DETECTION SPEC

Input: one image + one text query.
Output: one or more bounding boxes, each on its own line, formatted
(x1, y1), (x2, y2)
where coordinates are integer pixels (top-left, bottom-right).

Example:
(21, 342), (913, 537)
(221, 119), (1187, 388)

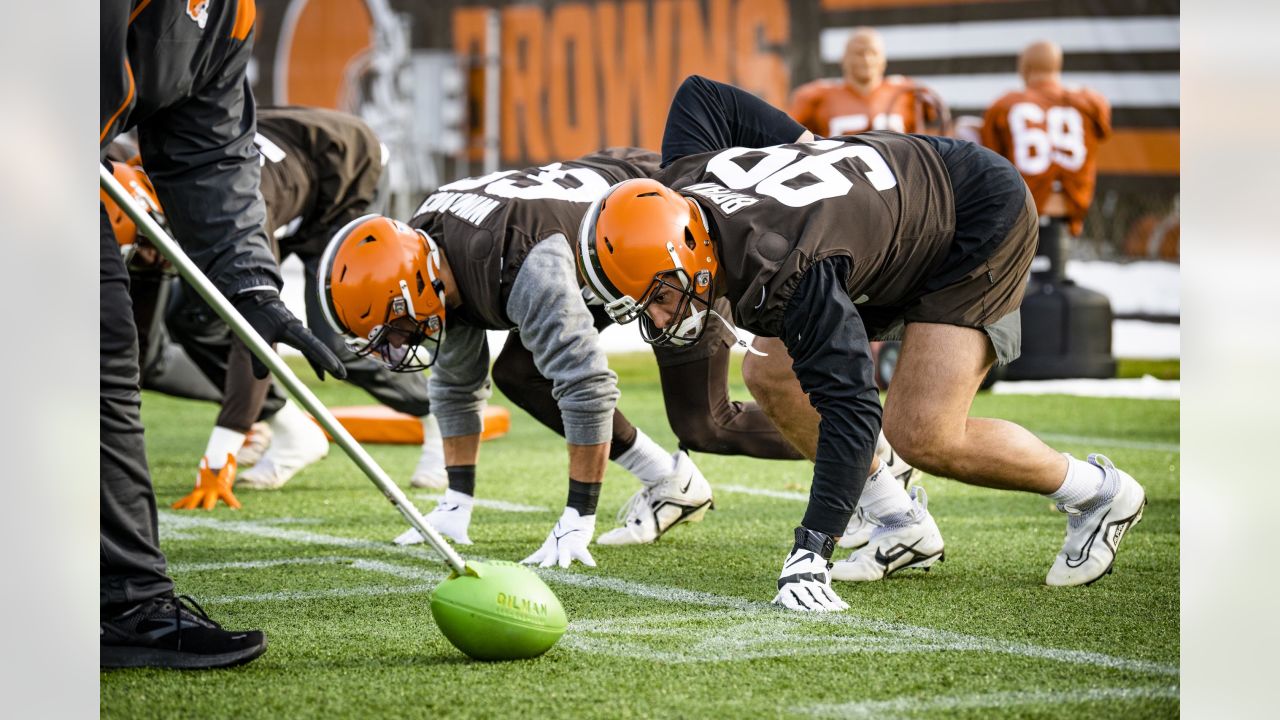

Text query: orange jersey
(788, 77), (927, 137)
(982, 82), (1112, 235)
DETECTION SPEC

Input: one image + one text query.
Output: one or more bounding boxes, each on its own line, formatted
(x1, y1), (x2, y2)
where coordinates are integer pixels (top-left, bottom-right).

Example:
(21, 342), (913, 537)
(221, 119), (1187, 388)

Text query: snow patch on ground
(992, 375), (1179, 400)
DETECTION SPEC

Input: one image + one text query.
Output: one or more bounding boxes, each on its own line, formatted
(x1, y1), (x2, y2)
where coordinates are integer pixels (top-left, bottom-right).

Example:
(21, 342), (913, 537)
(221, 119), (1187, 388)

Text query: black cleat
(101, 595), (267, 669)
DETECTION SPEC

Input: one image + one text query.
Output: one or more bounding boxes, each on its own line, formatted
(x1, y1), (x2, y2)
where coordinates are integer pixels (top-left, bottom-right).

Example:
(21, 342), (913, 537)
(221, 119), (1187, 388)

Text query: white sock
(859, 462), (915, 525)
(443, 488), (474, 508)
(1047, 454), (1107, 508)
(614, 429), (675, 486)
(204, 426), (246, 469)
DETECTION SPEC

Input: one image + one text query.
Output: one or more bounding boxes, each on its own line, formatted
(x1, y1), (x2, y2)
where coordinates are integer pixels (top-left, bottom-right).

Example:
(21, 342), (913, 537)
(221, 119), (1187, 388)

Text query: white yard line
(717, 485), (809, 502)
(158, 511), (1178, 676)
(805, 685), (1179, 719)
(413, 494), (549, 513)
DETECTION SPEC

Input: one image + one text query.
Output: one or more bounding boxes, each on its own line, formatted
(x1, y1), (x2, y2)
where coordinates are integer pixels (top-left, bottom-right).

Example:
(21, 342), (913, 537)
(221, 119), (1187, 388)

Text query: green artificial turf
(102, 353), (1179, 719)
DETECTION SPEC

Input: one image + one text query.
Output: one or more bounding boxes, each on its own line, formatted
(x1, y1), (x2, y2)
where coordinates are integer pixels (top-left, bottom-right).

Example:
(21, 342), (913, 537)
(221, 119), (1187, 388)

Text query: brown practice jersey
(409, 148), (660, 330)
(254, 106), (383, 257)
(654, 132), (955, 338)
(981, 83), (1112, 235)
(789, 77), (929, 137)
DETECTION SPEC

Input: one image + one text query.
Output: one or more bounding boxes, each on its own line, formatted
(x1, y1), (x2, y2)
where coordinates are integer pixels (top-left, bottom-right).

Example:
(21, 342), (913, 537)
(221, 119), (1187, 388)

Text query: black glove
(233, 290), (347, 381)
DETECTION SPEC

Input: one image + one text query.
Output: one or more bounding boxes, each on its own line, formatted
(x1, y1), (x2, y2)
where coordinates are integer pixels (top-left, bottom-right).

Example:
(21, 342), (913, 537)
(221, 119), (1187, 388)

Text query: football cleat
(876, 431), (916, 489)
(596, 452), (713, 545)
(1046, 454), (1146, 587)
(236, 421), (272, 467)
(394, 491), (474, 546)
(772, 527), (848, 612)
(409, 415), (447, 489)
(237, 402), (329, 490)
(838, 505), (881, 551)
(831, 487), (944, 581)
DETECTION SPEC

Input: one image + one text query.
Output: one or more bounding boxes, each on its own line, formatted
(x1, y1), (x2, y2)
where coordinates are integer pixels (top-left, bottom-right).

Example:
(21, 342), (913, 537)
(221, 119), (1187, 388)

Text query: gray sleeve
(426, 324), (492, 438)
(137, 43), (281, 298)
(506, 239), (619, 446)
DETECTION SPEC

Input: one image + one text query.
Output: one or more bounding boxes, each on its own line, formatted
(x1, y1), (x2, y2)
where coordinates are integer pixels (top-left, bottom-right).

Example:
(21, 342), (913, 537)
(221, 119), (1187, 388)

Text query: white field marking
(718, 485), (809, 502)
(169, 556), (350, 573)
(413, 494), (549, 513)
(805, 685), (1179, 719)
(157, 512), (1178, 676)
(1035, 433), (1180, 454)
(203, 583), (438, 605)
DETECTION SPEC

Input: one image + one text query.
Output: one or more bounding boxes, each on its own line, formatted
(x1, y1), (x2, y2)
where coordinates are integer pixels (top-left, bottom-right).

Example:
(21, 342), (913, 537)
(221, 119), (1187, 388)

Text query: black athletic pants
(101, 207), (174, 609)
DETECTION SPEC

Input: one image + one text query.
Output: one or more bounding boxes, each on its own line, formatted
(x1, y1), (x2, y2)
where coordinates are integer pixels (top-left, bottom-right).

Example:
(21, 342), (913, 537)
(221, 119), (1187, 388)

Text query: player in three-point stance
(576, 76), (1146, 611)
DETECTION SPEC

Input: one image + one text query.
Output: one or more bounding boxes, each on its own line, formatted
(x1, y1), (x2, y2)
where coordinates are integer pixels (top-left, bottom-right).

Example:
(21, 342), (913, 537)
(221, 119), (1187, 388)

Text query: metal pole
(101, 164), (467, 575)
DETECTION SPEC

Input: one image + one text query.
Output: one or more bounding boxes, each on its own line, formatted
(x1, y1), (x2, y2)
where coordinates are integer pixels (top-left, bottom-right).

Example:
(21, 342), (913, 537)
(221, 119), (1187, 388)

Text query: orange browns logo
(187, 0), (209, 29)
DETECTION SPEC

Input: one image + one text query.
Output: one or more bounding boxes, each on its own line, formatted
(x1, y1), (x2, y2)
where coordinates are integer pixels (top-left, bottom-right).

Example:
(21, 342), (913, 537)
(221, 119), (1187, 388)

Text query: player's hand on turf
(233, 289), (347, 381)
(772, 545), (849, 612)
(172, 455), (242, 511)
(522, 508), (597, 568)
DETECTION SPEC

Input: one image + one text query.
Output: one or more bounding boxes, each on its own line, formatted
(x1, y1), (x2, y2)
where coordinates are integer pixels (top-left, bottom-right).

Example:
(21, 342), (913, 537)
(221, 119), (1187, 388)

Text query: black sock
(446, 465), (476, 496)
(566, 479), (601, 517)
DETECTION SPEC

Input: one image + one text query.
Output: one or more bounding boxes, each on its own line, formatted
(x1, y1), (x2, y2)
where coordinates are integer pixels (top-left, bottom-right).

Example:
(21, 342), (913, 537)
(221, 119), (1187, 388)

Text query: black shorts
(892, 136), (1038, 364)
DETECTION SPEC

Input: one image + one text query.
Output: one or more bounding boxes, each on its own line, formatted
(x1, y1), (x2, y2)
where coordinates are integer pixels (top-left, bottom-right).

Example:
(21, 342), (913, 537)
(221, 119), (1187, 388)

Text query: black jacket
(100, 0), (279, 297)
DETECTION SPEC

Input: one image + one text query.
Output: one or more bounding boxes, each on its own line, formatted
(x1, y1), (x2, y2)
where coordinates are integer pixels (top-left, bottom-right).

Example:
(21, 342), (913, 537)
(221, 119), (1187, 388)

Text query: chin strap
(707, 310), (768, 357)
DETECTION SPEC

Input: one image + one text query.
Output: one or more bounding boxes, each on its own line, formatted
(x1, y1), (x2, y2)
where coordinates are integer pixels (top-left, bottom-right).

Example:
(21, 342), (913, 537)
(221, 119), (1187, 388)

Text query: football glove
(233, 289), (346, 381)
(394, 491), (474, 546)
(172, 454), (241, 511)
(522, 508), (597, 569)
(772, 527), (848, 612)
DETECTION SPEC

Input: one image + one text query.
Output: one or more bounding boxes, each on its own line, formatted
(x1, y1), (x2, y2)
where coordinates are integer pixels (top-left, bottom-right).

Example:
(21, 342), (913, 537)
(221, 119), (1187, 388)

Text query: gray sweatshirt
(427, 238), (619, 445)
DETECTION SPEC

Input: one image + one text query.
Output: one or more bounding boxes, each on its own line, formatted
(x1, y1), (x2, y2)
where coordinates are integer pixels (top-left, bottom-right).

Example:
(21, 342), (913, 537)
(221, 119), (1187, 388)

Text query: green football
(429, 560), (567, 661)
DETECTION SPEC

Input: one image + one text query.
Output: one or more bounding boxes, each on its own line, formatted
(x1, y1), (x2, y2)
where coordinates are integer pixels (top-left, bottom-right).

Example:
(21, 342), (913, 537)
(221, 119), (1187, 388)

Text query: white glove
(772, 528), (848, 612)
(394, 491), (473, 546)
(522, 507), (597, 568)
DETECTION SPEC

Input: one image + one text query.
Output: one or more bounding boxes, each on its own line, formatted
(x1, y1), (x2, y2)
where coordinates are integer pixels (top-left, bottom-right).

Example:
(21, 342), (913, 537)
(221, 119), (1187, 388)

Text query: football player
(102, 108), (447, 503)
(577, 76), (1147, 611)
(320, 149), (721, 565)
(789, 27), (947, 138)
(981, 40), (1112, 237)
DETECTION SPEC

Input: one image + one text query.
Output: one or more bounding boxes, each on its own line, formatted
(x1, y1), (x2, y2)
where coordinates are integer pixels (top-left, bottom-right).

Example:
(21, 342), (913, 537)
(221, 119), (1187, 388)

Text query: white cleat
(876, 431), (916, 489)
(409, 415), (447, 490)
(831, 487), (944, 582)
(597, 452), (713, 546)
(236, 401), (329, 490)
(838, 506), (882, 550)
(1046, 454), (1146, 587)
(236, 421), (272, 467)
(394, 491), (474, 546)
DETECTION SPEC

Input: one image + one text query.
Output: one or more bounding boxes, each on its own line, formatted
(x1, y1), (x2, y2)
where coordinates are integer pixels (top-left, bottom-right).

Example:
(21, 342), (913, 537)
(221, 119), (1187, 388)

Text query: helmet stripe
(317, 213), (380, 335)
(577, 194), (627, 304)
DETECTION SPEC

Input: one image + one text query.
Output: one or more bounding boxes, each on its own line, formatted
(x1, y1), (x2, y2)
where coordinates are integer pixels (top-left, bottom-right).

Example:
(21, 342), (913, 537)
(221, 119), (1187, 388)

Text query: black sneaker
(101, 595), (267, 669)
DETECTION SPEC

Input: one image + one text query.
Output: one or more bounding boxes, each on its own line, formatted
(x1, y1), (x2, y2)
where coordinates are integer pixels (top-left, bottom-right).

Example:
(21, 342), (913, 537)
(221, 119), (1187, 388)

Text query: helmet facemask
(320, 216), (448, 372)
(345, 278), (445, 372)
(634, 264), (716, 347)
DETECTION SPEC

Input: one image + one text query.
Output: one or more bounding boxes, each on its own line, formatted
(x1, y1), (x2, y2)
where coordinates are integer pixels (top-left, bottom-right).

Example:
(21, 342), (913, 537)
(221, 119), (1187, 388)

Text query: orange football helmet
(318, 214), (447, 371)
(577, 179), (719, 346)
(100, 161), (166, 264)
